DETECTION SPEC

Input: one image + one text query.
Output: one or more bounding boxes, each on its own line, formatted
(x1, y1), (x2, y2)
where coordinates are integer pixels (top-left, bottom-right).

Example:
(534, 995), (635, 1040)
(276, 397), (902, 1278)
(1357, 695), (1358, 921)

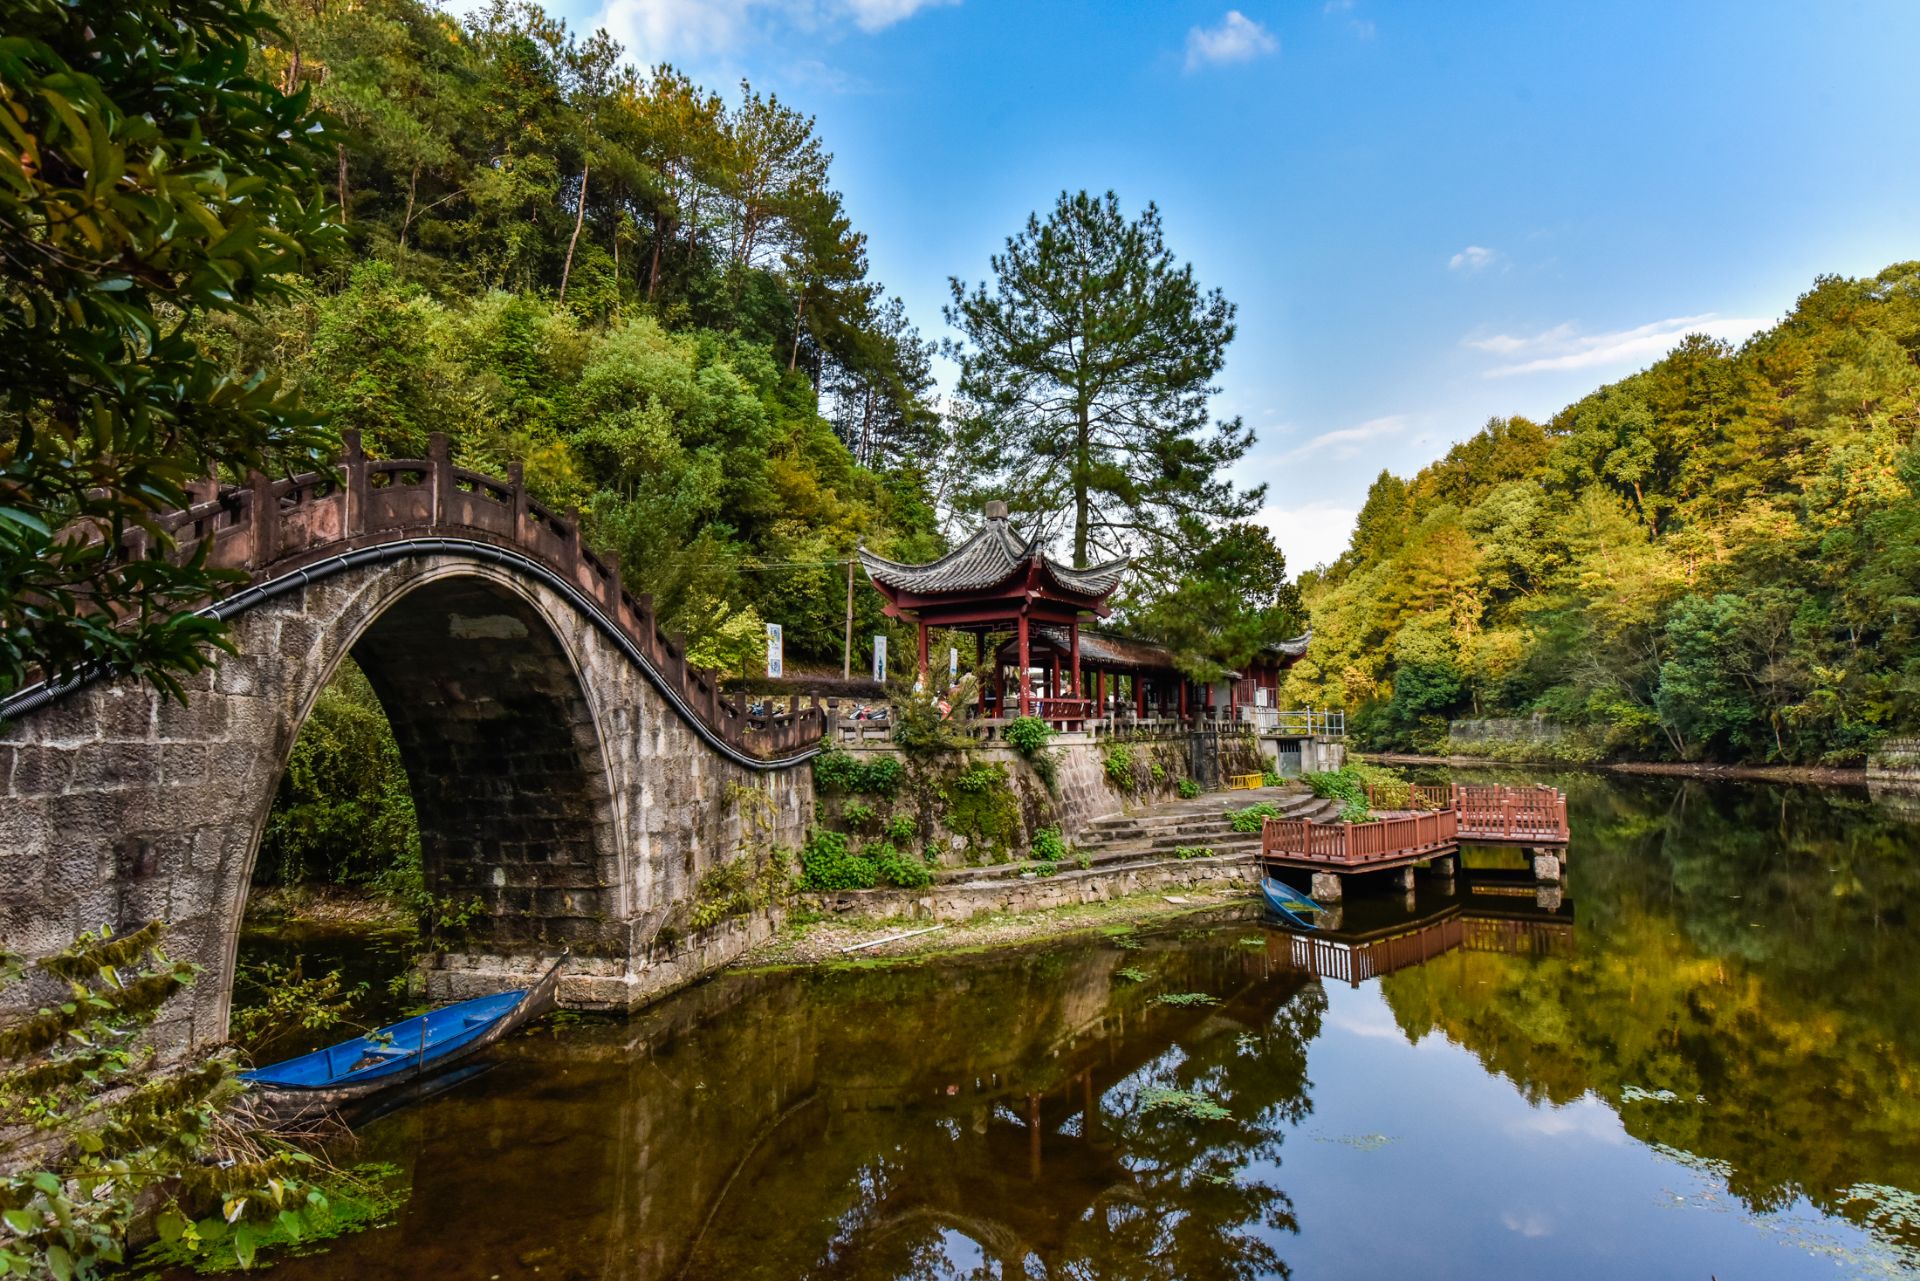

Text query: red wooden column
(1017, 613), (1031, 716)
(1069, 621), (1081, 701)
(1178, 680), (1187, 720)
(1095, 670), (1106, 719)
(976, 632), (987, 715)
(1135, 674), (1146, 718)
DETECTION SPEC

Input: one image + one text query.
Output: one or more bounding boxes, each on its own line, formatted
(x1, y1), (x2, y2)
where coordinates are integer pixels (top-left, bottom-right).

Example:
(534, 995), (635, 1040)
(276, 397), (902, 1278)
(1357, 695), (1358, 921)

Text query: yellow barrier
(1227, 773), (1264, 791)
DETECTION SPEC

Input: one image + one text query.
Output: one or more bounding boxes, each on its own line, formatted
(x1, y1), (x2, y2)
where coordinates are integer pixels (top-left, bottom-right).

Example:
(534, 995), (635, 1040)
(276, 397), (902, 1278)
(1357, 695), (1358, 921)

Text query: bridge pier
(1309, 871), (1344, 902)
(1531, 849), (1565, 883)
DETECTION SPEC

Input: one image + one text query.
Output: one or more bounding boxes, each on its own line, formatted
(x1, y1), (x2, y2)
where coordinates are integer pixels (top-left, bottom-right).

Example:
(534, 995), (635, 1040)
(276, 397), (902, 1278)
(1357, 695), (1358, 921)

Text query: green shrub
(1116, 966), (1149, 983)
(842, 801), (877, 832)
(1176, 777), (1201, 799)
(858, 755), (904, 796)
(813, 748), (860, 794)
(1103, 742), (1136, 790)
(812, 750), (904, 797)
(1174, 845), (1215, 860)
(1304, 764), (1393, 820)
(1153, 991), (1220, 1007)
(1149, 761), (1166, 782)
(1004, 715), (1053, 754)
(1261, 765), (1284, 787)
(799, 830), (875, 890)
(884, 813), (917, 843)
(941, 761), (1022, 862)
(951, 762), (1003, 794)
(1227, 801), (1282, 833)
(1031, 825), (1068, 862)
(871, 843), (933, 889)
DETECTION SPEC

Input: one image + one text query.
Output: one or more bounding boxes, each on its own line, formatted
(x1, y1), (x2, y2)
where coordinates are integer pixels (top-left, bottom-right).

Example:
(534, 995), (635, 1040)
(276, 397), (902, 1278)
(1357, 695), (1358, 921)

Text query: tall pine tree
(945, 190), (1261, 566)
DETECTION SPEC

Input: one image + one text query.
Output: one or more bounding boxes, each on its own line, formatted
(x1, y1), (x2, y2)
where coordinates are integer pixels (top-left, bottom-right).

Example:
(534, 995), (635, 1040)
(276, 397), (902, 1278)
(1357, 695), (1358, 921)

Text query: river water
(234, 774), (1920, 1279)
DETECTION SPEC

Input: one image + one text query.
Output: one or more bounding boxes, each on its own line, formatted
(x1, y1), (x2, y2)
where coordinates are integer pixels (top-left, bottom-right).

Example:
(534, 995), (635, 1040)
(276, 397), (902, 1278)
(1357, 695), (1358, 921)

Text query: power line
(733, 558), (858, 571)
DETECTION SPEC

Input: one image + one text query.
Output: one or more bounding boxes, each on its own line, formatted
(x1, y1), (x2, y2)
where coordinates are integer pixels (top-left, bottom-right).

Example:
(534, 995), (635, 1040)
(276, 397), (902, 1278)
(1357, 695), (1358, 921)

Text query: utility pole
(843, 557), (855, 679)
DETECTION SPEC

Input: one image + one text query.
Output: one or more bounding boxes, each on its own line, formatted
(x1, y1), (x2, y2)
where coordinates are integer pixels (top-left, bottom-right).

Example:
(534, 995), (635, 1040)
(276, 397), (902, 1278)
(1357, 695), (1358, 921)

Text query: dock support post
(1309, 871), (1344, 902)
(1536, 884), (1564, 912)
(1388, 866), (1415, 891)
(1532, 850), (1564, 883)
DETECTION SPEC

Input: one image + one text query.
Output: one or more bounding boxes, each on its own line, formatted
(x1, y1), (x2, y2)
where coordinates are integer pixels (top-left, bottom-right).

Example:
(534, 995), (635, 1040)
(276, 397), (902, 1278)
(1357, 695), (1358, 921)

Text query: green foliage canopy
(0, 0), (338, 699)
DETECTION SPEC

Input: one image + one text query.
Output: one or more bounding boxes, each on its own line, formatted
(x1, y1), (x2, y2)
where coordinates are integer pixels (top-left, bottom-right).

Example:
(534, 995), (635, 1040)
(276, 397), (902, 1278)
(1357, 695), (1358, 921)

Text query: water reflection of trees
(265, 920), (1324, 1281)
(671, 927), (1325, 1280)
(1381, 774), (1920, 1250)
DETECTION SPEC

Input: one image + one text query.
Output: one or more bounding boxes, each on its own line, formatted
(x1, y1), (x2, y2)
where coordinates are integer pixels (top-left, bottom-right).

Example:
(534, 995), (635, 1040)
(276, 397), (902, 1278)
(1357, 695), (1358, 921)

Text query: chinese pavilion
(857, 501), (1127, 719)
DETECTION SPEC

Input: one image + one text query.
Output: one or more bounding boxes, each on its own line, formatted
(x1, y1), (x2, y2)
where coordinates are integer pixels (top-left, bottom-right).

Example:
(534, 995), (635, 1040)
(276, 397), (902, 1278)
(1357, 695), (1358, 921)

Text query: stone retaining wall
(805, 852), (1257, 923)
(1867, 737), (1920, 787)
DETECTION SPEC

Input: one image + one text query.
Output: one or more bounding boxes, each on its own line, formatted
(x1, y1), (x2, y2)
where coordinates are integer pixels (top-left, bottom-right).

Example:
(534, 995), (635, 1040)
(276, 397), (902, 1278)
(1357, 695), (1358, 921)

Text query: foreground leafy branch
(0, 924), (333, 1277)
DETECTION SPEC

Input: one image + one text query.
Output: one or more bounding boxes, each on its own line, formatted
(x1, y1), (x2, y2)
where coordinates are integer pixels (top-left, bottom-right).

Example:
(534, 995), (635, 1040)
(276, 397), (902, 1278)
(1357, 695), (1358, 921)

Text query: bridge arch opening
(231, 570), (622, 1042)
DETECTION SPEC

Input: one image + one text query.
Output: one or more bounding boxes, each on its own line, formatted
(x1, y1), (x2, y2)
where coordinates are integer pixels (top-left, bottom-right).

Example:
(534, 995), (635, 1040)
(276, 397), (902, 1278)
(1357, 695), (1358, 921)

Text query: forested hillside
(226, 0), (945, 667)
(1283, 264), (1920, 765)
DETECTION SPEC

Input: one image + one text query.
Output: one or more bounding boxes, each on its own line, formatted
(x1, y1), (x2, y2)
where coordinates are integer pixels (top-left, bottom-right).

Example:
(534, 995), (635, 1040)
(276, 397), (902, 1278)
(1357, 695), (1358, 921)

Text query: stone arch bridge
(0, 433), (824, 1045)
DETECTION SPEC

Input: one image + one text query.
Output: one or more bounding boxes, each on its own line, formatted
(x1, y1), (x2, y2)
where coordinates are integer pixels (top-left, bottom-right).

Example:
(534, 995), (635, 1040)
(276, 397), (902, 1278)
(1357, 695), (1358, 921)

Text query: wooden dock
(1259, 785), (1570, 895)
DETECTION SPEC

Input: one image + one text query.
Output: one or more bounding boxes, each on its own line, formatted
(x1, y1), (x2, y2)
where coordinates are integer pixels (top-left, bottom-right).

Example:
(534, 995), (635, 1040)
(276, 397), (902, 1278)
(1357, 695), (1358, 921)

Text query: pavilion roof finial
(983, 499), (1008, 522)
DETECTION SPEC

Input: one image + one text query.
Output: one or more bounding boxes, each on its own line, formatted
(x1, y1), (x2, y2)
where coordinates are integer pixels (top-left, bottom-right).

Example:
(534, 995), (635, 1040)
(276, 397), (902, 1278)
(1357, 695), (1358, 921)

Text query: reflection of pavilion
(671, 935), (1320, 1280)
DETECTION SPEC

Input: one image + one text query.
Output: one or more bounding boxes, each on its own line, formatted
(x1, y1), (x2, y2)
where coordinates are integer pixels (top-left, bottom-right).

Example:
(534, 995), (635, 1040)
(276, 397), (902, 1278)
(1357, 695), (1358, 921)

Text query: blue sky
(516, 0), (1920, 570)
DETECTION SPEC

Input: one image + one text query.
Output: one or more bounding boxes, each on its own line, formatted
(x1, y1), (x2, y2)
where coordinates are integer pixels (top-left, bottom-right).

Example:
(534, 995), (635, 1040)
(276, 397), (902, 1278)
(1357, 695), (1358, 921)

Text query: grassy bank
(738, 885), (1260, 969)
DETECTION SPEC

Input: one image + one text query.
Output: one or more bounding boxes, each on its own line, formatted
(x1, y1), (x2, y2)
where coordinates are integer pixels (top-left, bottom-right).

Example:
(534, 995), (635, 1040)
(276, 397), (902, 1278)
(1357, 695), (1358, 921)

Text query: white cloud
(1256, 501), (1359, 573)
(1185, 11), (1279, 71)
(841, 0), (960, 32)
(1275, 413), (1409, 461)
(1448, 245), (1497, 273)
(593, 0), (956, 65)
(1467, 313), (1768, 378)
(1501, 1210), (1556, 1239)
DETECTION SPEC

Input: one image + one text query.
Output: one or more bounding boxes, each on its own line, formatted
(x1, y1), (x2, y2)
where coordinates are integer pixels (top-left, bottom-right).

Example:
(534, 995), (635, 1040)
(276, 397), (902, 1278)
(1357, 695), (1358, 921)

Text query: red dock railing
(1366, 783), (1569, 844)
(1261, 810), (1459, 866)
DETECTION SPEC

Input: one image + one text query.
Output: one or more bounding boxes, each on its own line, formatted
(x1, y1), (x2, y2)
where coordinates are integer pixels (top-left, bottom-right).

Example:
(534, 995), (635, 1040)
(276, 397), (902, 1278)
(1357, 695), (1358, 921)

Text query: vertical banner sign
(949, 646), (958, 683)
(872, 635), (887, 683)
(765, 623), (784, 679)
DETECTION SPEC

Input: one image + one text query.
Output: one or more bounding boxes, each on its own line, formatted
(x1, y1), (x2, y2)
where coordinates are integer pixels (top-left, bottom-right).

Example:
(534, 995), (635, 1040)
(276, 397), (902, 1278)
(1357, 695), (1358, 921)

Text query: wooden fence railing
(85, 431), (826, 762)
(1274, 913), (1576, 985)
(1366, 783), (1569, 842)
(1261, 810), (1459, 866)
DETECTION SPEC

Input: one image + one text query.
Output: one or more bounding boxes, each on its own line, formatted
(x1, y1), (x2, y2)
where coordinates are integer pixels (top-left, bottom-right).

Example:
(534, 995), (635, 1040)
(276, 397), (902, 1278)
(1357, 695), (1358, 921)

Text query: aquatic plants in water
(1138, 1087), (1232, 1121)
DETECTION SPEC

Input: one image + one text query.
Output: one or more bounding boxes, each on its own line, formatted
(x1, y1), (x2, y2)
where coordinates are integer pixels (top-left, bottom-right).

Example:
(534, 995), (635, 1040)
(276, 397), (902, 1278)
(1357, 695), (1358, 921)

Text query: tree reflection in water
(244, 775), (1920, 1280)
(679, 930), (1325, 1280)
(1380, 774), (1920, 1260)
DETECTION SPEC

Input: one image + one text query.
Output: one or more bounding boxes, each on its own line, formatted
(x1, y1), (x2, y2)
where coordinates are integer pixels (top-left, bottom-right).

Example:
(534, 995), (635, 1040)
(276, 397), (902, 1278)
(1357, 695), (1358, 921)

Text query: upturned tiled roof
(1267, 631), (1311, 659)
(858, 510), (1128, 599)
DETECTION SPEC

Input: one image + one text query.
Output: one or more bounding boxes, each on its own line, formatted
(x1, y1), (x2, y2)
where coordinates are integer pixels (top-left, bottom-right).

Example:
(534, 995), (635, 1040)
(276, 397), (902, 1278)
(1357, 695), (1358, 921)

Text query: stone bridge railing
(103, 431), (826, 764)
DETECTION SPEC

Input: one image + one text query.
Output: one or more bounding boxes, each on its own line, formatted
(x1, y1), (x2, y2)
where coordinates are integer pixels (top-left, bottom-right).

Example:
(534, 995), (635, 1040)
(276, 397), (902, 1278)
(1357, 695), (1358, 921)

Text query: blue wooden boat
(1260, 876), (1325, 930)
(241, 954), (566, 1125)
